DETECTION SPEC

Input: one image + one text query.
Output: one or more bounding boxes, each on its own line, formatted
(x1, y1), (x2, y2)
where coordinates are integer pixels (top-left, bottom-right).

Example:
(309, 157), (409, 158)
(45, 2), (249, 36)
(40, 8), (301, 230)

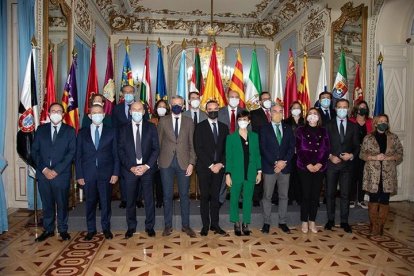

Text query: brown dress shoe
(182, 227), (196, 238)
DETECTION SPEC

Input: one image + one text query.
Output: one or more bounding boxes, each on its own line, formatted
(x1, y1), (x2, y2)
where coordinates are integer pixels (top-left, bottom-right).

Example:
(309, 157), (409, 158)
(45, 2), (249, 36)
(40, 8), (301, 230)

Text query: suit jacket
(326, 118), (360, 167)
(183, 109), (207, 124)
(283, 116), (305, 135)
(259, 122), (295, 174)
(157, 114), (196, 170)
(225, 131), (261, 184)
(118, 121), (160, 178)
(250, 108), (269, 133)
(112, 102), (130, 130)
(31, 123), (76, 179)
(194, 119), (229, 172)
(317, 107), (336, 127)
(218, 106), (245, 130)
(75, 125), (119, 182)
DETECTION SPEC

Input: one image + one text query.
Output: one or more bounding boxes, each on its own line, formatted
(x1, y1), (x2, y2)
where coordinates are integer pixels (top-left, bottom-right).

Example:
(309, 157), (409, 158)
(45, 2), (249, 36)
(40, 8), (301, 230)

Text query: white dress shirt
(132, 122), (143, 164)
(50, 122), (62, 140)
(90, 123), (103, 146)
(172, 114), (182, 135)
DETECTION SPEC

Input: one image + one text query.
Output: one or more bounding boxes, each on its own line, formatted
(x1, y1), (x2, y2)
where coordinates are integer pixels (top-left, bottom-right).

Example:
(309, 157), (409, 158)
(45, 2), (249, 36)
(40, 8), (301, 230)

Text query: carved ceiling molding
(74, 0), (93, 38)
(332, 2), (365, 33)
(271, 0), (315, 33)
(301, 8), (330, 47)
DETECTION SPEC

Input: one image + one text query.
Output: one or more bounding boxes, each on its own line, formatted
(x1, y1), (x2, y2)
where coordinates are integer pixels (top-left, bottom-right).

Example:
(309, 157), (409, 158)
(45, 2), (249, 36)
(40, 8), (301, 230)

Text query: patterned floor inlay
(1, 203), (414, 275)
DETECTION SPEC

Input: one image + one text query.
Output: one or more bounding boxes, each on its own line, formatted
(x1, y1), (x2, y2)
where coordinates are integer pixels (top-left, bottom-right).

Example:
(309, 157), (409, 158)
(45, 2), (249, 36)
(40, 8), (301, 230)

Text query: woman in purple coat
(296, 107), (330, 233)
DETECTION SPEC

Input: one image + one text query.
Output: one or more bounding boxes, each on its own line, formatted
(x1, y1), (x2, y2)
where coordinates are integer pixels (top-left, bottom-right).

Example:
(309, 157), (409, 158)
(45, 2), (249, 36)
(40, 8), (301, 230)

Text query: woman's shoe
(234, 223), (241, 236)
(309, 221), (318, 233)
(242, 223), (251, 236)
(301, 222), (308, 233)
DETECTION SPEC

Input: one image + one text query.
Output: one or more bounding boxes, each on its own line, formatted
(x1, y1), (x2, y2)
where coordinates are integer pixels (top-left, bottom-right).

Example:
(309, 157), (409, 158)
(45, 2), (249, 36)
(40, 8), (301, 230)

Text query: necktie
(212, 122), (218, 162)
(275, 123), (282, 145)
(174, 117), (179, 138)
(324, 109), (330, 119)
(135, 124), (142, 160)
(265, 110), (271, 123)
(340, 120), (345, 144)
(52, 126), (57, 144)
(128, 105), (132, 120)
(94, 125), (100, 150)
(230, 109), (236, 133)
(193, 111), (198, 125)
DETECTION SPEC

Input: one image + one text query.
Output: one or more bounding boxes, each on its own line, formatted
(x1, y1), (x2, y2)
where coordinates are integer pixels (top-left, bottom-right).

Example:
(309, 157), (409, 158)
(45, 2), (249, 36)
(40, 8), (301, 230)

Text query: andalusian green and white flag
(332, 50), (348, 100)
(245, 49), (262, 110)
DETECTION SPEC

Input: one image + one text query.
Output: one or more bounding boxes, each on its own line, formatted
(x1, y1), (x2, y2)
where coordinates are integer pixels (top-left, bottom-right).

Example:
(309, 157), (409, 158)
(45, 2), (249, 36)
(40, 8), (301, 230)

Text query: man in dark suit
(112, 85), (135, 209)
(158, 95), (197, 237)
(183, 91), (207, 124)
(259, 102), (295, 234)
(118, 101), (159, 238)
(325, 99), (360, 233)
(31, 103), (76, 242)
(194, 100), (229, 236)
(76, 104), (119, 241)
(315, 91), (336, 127)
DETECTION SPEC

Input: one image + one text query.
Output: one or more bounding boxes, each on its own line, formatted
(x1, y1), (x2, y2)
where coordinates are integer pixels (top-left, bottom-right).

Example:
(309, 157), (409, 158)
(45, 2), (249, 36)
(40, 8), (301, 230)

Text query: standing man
(316, 91), (336, 127)
(31, 103), (76, 242)
(118, 101), (159, 238)
(76, 104), (119, 240)
(218, 90), (245, 134)
(325, 99), (360, 233)
(259, 103), (295, 234)
(112, 85), (134, 209)
(158, 95), (197, 237)
(194, 100), (229, 236)
(183, 91), (207, 124)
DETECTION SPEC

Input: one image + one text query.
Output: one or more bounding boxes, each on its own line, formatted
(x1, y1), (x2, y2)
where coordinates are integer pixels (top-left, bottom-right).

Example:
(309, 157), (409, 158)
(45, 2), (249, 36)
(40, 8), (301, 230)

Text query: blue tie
(95, 126), (100, 166)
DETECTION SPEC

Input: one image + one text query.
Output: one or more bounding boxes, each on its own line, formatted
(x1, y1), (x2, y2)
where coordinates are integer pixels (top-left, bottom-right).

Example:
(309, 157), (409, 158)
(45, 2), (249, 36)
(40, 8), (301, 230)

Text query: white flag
(271, 50), (283, 104)
(315, 52), (327, 101)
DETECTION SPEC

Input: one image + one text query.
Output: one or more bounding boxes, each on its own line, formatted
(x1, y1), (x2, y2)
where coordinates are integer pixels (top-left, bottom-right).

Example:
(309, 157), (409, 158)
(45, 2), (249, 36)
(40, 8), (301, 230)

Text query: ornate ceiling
(92, 0), (318, 39)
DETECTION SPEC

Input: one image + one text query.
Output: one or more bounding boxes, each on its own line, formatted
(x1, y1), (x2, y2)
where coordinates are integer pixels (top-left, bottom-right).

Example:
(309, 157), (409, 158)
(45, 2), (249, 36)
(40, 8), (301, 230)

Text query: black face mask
(358, 108), (368, 116)
(207, 111), (218, 120)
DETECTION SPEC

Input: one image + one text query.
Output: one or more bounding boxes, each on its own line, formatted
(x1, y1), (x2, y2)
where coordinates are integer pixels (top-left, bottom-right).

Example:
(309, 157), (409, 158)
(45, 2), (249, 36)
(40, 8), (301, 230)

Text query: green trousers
(230, 180), (255, 223)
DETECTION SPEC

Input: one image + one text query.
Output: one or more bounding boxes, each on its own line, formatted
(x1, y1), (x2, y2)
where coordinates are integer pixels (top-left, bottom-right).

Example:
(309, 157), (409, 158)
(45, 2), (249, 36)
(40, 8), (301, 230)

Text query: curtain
(0, 0), (9, 232)
(75, 36), (91, 122)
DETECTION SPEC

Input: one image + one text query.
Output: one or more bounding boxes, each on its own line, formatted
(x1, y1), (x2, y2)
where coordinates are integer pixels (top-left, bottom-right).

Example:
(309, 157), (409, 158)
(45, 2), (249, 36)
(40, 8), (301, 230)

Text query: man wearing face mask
(325, 99), (360, 233)
(259, 103), (295, 234)
(316, 91), (336, 127)
(118, 102), (159, 238)
(75, 105), (119, 241)
(157, 95), (197, 237)
(218, 90), (245, 133)
(183, 91), (207, 124)
(112, 85), (135, 209)
(81, 94), (112, 128)
(194, 100), (229, 236)
(32, 103), (76, 242)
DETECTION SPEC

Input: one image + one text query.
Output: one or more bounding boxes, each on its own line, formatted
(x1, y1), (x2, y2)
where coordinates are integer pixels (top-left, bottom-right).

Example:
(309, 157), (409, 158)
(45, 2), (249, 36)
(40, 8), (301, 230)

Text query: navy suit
(31, 123), (76, 233)
(118, 121), (159, 231)
(75, 125), (119, 232)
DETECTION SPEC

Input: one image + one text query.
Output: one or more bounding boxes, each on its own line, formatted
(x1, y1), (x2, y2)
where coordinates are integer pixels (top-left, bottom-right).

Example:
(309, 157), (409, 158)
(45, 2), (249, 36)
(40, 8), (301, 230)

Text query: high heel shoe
(242, 223), (251, 236)
(309, 221), (318, 233)
(301, 221), (308, 233)
(234, 222), (241, 236)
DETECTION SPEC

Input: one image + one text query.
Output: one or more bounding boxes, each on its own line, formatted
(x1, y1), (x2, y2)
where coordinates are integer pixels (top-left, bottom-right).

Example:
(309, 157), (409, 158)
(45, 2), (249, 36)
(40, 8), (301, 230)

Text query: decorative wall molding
(74, 0), (93, 42)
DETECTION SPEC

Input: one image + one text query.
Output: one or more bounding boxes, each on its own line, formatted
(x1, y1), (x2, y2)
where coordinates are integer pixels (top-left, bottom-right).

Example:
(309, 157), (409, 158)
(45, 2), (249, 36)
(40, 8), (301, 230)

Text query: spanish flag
(298, 53), (311, 115)
(228, 49), (245, 108)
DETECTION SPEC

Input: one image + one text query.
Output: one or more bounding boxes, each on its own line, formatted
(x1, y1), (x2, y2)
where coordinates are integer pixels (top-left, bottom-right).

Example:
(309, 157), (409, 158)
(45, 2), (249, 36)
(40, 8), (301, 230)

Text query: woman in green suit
(225, 110), (262, 236)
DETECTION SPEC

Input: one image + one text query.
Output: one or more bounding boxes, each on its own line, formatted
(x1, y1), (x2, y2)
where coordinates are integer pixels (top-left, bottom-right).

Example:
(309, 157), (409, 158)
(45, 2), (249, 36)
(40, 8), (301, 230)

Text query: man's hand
(211, 163), (223, 174)
(186, 164), (194, 176)
(225, 174), (232, 187)
(330, 155), (342, 164)
(77, 178), (85, 185)
(109, 175), (118, 184)
(43, 168), (57, 180)
(136, 165), (149, 176)
(340, 153), (353, 161)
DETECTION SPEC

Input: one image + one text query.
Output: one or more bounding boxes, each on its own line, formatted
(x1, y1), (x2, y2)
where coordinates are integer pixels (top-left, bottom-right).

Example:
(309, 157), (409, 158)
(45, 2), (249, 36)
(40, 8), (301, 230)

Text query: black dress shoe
(125, 229), (135, 239)
(261, 223), (270, 234)
(234, 223), (242, 236)
(278, 224), (291, 233)
(200, 227), (209, 236)
(136, 201), (144, 208)
(324, 220), (335, 230)
(103, 230), (113, 239)
(162, 227), (173, 236)
(119, 201), (126, 209)
(155, 201), (163, 208)
(35, 231), (54, 242)
(211, 226), (226, 235)
(253, 200), (260, 207)
(146, 229), (156, 237)
(242, 223), (251, 236)
(85, 231), (97, 241)
(60, 232), (71, 241)
(340, 223), (352, 233)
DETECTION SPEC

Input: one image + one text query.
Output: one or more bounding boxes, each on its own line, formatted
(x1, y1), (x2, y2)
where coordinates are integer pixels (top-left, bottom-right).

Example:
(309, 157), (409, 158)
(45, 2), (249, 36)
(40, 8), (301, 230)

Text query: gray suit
(183, 109), (207, 124)
(218, 106), (245, 130)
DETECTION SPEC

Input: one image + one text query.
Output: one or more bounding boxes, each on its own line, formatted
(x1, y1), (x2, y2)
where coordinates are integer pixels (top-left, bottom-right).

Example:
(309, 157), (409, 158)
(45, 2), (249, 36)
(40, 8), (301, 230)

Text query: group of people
(31, 85), (403, 243)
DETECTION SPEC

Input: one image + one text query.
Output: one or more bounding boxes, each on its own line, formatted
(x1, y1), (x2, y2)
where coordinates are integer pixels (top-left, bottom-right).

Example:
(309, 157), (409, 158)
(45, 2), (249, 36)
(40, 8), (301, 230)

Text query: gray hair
(171, 95), (184, 104)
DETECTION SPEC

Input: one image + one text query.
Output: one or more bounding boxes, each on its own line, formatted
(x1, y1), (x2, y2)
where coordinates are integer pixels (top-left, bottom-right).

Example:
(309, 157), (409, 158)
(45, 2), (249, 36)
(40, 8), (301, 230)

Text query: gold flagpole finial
(276, 42), (281, 53)
(378, 52), (384, 64)
(253, 41), (256, 50)
(181, 38), (187, 49)
(125, 37), (130, 52)
(31, 36), (37, 47)
(146, 37), (149, 47)
(92, 36), (96, 47)
(48, 40), (54, 52)
(72, 46), (78, 57)
(157, 37), (162, 48)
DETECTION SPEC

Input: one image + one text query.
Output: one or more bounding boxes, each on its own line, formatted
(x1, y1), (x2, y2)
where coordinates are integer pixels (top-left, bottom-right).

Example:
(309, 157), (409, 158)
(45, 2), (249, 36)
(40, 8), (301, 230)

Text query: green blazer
(225, 131), (261, 184)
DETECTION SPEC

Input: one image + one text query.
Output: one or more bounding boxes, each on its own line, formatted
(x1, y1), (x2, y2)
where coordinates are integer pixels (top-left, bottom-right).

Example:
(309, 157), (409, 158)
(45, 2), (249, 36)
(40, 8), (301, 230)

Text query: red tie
(230, 109), (236, 133)
(265, 110), (271, 123)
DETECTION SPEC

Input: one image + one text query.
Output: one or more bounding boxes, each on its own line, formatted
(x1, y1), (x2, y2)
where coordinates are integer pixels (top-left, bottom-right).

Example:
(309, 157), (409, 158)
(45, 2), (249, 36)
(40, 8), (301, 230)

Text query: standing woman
(360, 114), (403, 235)
(296, 108), (330, 233)
(349, 101), (373, 209)
(225, 111), (262, 236)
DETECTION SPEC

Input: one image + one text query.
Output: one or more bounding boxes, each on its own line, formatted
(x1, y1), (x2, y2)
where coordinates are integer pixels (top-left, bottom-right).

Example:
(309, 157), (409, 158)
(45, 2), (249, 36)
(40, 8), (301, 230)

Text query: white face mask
(91, 113), (104, 125)
(262, 100), (272, 109)
(307, 114), (319, 124)
(238, 120), (249, 129)
(190, 99), (200, 109)
(291, 108), (301, 117)
(157, 107), (167, 117)
(229, 98), (240, 108)
(131, 111), (143, 123)
(50, 113), (62, 124)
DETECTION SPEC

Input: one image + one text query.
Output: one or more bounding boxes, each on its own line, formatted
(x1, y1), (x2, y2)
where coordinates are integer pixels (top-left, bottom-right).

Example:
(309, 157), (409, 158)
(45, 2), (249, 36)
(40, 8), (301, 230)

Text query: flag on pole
(189, 47), (204, 96)
(283, 49), (298, 118)
(228, 49), (245, 108)
(245, 48), (262, 111)
(156, 45), (167, 101)
(200, 44), (227, 109)
(176, 49), (188, 107)
(332, 50), (348, 100)
(353, 63), (363, 105)
(271, 49), (283, 104)
(103, 45), (115, 115)
(315, 51), (327, 100)
(120, 38), (133, 102)
(62, 53), (80, 133)
(374, 53), (384, 116)
(140, 46), (153, 113)
(84, 40), (99, 114)
(40, 49), (56, 124)
(298, 53), (311, 115)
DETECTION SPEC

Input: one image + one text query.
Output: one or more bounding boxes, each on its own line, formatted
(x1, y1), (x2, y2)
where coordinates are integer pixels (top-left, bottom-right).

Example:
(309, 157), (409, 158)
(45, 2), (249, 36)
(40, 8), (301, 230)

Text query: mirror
(331, 2), (367, 102)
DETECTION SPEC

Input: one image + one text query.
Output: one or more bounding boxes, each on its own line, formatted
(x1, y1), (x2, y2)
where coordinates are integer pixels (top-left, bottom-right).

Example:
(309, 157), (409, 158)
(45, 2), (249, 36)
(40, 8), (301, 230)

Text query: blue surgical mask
(320, 98), (331, 108)
(131, 111), (143, 123)
(124, 93), (134, 104)
(336, 108), (348, 119)
(171, 105), (182, 115)
(91, 113), (104, 125)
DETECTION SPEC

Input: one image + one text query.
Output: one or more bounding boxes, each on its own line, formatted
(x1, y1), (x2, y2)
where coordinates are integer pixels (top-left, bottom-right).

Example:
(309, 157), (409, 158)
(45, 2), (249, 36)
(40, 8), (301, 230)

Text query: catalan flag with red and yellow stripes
(298, 53), (311, 115)
(228, 49), (245, 108)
